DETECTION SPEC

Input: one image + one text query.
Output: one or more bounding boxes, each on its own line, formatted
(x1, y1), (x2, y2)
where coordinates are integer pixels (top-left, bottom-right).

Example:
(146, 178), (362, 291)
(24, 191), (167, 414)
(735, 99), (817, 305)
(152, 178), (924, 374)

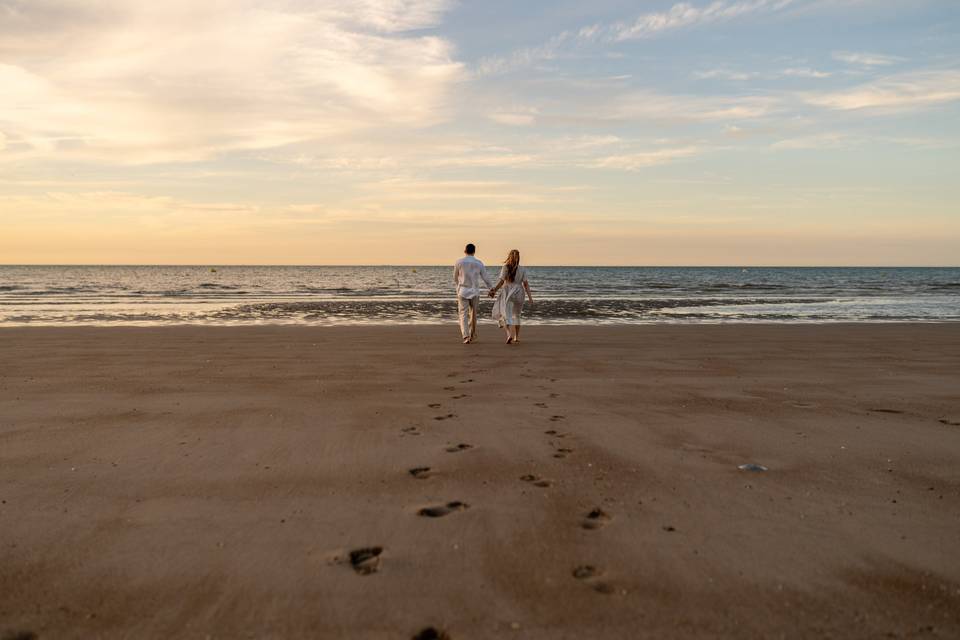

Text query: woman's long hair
(504, 249), (520, 282)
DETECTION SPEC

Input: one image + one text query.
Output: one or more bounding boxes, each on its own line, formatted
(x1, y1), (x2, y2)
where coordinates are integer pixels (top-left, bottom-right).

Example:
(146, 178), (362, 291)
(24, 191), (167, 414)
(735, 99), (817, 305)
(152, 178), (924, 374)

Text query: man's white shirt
(454, 255), (493, 299)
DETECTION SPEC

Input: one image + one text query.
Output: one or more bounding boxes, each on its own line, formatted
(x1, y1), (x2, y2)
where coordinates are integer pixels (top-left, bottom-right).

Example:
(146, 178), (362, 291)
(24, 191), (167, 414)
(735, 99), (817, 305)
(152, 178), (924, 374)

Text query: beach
(1, 324), (959, 639)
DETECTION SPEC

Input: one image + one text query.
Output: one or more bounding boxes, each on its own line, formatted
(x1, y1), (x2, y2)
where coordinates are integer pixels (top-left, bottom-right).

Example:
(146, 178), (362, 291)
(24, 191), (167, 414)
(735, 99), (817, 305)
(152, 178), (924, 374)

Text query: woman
(489, 249), (533, 344)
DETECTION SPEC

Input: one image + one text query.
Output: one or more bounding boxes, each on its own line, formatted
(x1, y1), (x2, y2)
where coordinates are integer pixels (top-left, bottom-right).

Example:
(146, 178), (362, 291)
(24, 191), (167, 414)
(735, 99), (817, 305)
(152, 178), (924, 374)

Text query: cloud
(694, 69), (760, 81)
(604, 0), (796, 42)
(832, 51), (905, 67)
(475, 31), (573, 76)
(770, 132), (854, 149)
(804, 70), (960, 112)
(584, 146), (702, 171)
(488, 107), (540, 126)
(615, 93), (779, 121)
(781, 67), (832, 78)
(694, 66), (831, 80)
(478, 0), (797, 76)
(0, 0), (462, 163)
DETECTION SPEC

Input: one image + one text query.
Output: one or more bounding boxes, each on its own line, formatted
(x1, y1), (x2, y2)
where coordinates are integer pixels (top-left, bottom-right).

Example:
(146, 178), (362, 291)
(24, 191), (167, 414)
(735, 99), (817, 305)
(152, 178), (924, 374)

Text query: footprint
(418, 501), (469, 518)
(549, 393), (559, 398)
(552, 447), (573, 459)
(443, 386), (456, 391)
(520, 474), (551, 488)
(460, 379), (474, 384)
(572, 565), (615, 594)
(409, 467), (432, 479)
(534, 402), (548, 408)
(549, 415), (566, 422)
(662, 525), (676, 532)
(940, 419), (960, 426)
(412, 628), (451, 640)
(544, 429), (558, 435)
(870, 408), (904, 414)
(1, 632), (37, 640)
(451, 394), (468, 400)
(445, 443), (473, 453)
(428, 403), (442, 409)
(581, 508), (611, 530)
(573, 565), (601, 580)
(434, 413), (456, 421)
(348, 546), (383, 575)
(401, 427), (421, 436)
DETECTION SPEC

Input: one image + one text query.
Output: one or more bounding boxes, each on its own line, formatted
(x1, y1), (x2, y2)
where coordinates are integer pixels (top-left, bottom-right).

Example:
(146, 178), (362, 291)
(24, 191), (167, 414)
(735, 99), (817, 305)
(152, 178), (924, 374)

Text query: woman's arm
(489, 278), (504, 297)
(523, 280), (533, 303)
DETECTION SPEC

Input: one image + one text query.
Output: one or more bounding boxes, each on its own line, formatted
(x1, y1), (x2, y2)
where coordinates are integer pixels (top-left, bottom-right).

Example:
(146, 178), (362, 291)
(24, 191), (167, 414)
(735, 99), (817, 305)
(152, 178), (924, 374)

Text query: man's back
(454, 255), (491, 299)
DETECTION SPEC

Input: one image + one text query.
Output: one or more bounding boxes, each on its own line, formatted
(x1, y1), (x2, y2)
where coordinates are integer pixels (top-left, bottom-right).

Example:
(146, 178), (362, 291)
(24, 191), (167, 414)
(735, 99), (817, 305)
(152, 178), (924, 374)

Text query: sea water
(0, 265), (957, 325)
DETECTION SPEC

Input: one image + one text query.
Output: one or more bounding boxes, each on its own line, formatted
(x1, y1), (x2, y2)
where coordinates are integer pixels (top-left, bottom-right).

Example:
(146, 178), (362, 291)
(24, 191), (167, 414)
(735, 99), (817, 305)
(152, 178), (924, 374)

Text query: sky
(1, 0), (958, 265)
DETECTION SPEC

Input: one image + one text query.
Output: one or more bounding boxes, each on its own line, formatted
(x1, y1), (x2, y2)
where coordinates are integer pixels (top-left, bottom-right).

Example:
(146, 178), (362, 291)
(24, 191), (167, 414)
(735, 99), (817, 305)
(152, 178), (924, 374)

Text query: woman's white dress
(491, 265), (527, 326)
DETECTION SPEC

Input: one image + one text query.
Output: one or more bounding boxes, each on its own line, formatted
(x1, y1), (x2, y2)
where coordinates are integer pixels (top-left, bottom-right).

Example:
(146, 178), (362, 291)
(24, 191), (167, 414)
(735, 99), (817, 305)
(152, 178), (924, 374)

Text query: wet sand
(1, 325), (959, 639)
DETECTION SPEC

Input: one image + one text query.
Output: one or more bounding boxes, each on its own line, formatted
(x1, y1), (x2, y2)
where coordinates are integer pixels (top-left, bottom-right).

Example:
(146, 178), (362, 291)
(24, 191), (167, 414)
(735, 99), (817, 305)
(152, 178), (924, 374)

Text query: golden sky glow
(1, 0), (958, 265)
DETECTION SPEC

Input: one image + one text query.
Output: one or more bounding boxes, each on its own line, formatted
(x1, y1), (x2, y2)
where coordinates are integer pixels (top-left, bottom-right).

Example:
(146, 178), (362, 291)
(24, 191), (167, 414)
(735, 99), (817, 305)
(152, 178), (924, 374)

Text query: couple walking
(454, 243), (533, 345)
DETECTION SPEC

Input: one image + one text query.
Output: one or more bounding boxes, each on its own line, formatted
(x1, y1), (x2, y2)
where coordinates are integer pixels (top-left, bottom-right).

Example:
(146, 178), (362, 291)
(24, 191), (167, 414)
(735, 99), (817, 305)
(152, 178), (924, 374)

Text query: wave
(227, 297), (832, 322)
(703, 283), (792, 290)
(197, 282), (243, 290)
(12, 286), (101, 295)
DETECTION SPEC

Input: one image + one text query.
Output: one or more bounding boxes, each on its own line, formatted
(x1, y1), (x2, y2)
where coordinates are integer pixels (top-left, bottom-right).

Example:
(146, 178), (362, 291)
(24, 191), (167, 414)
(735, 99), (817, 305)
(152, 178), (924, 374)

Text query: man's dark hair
(465, 243), (476, 255)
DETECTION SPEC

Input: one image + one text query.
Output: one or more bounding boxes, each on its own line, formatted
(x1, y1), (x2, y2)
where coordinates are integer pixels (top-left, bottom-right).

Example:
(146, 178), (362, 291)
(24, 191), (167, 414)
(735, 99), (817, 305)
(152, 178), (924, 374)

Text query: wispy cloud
(585, 146), (702, 171)
(0, 1), (462, 163)
(694, 69), (761, 81)
(488, 107), (540, 126)
(771, 132), (854, 149)
(602, 0), (796, 42)
(478, 0), (798, 76)
(782, 67), (832, 78)
(615, 93), (780, 122)
(832, 51), (905, 67)
(804, 69), (960, 112)
(694, 66), (831, 80)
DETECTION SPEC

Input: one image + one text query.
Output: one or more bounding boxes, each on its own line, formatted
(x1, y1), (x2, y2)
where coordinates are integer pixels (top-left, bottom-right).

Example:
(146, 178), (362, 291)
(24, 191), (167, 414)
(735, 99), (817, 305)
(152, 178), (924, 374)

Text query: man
(453, 243), (493, 344)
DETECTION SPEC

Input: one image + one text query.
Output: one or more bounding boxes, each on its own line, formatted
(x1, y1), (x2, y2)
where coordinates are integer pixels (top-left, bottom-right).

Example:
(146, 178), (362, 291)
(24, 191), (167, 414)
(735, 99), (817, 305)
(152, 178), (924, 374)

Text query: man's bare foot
(462, 336), (471, 344)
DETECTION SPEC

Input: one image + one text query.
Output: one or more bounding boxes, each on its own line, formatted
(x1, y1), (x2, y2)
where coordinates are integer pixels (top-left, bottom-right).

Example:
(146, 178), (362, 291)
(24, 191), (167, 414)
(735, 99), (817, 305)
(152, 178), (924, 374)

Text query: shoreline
(2, 325), (959, 638)
(1, 319), (959, 329)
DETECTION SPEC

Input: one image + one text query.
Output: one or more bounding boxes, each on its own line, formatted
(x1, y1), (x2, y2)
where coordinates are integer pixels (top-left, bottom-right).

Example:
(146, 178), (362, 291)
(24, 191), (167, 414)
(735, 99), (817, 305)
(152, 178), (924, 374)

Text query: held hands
(488, 288), (496, 298)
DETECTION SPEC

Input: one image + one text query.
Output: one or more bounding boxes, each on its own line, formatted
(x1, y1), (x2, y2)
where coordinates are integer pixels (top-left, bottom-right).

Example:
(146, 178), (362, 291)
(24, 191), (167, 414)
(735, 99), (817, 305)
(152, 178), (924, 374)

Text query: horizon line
(1, 264), (958, 269)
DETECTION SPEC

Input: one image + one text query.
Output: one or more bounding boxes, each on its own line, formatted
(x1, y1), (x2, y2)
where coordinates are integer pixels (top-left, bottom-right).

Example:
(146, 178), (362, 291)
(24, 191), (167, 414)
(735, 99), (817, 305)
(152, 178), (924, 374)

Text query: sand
(1, 324), (959, 639)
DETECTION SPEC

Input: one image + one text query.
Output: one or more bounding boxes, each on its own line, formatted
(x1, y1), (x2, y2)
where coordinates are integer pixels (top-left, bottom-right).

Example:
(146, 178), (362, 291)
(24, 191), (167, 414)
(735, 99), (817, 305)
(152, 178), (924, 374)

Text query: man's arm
(453, 262), (460, 285)
(479, 262), (493, 288)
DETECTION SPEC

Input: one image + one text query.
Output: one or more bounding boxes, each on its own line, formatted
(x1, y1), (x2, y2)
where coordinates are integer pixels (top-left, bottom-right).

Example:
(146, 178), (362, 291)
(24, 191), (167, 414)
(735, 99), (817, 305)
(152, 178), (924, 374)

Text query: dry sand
(1, 325), (959, 639)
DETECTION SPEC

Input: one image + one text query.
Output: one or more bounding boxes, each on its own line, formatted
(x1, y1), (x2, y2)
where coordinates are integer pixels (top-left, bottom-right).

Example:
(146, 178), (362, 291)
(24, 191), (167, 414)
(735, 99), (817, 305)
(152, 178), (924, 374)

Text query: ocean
(0, 265), (957, 325)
